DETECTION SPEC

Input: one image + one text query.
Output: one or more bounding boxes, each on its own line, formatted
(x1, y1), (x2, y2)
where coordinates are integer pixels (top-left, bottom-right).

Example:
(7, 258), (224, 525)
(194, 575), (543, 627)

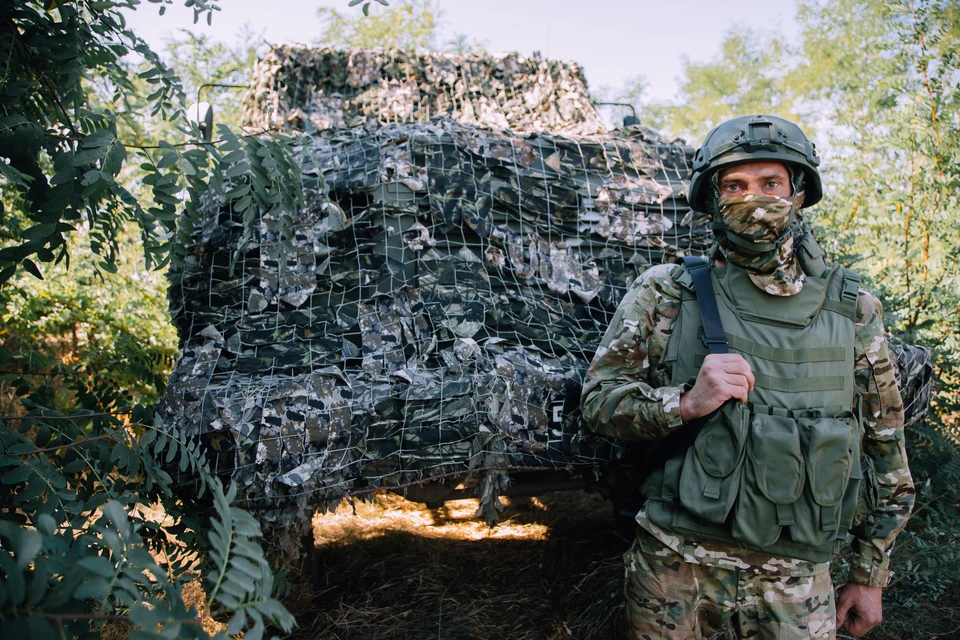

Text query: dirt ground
(287, 489), (632, 640)
(275, 489), (959, 640)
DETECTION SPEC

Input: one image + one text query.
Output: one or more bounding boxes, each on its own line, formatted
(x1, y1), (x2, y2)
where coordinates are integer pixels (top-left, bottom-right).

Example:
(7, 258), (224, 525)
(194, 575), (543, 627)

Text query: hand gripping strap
(680, 257), (729, 355)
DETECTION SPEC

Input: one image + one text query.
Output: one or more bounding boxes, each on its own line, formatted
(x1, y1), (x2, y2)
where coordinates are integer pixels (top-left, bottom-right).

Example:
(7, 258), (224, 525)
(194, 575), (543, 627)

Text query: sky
(123, 0), (801, 102)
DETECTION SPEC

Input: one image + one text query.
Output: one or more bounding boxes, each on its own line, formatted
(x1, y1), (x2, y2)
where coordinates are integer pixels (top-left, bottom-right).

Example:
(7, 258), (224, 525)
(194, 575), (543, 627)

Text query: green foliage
(891, 487), (960, 589)
(619, 27), (799, 142)
(316, 0), (441, 51)
(1, 225), (179, 410)
(2, 0), (198, 280)
(0, 408), (295, 638)
(800, 0), (960, 357)
(205, 481), (293, 638)
(0, 0), (319, 636)
(0, 350), (297, 638)
(0, 125), (307, 636)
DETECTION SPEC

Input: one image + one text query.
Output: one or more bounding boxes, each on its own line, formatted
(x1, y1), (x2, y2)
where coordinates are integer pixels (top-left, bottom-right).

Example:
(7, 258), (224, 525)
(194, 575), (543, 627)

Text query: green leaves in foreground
(0, 0), (223, 284)
(0, 404), (296, 638)
(207, 482), (296, 640)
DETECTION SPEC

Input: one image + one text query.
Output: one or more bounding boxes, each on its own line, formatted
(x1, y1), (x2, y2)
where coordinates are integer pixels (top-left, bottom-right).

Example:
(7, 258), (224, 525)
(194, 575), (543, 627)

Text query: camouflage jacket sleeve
(580, 264), (688, 441)
(849, 289), (916, 588)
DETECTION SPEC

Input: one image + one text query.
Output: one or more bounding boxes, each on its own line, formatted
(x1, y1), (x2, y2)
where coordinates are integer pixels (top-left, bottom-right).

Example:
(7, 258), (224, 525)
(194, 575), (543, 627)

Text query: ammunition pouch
(666, 402), (862, 555)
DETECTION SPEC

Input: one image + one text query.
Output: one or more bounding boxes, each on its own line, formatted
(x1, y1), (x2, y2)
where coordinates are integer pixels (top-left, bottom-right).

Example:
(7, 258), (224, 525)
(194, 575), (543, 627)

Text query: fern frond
(205, 479), (296, 637)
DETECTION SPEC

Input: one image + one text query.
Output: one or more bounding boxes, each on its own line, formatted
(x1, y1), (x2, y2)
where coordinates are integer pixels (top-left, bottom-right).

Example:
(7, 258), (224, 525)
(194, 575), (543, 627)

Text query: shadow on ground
(285, 490), (630, 640)
(279, 489), (960, 640)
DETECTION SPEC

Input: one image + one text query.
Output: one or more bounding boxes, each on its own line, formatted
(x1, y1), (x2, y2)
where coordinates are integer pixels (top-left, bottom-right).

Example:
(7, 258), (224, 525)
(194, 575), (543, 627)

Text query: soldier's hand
(836, 583), (883, 637)
(678, 353), (754, 422)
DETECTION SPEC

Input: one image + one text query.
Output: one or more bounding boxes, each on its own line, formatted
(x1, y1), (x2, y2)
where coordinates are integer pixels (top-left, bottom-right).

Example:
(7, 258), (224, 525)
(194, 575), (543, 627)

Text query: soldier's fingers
(847, 616), (873, 637)
(853, 606), (882, 636)
(704, 353), (746, 365)
(716, 373), (750, 392)
(721, 381), (749, 404)
(715, 357), (755, 391)
(719, 360), (753, 379)
(836, 594), (852, 631)
(718, 360), (751, 375)
(741, 365), (755, 391)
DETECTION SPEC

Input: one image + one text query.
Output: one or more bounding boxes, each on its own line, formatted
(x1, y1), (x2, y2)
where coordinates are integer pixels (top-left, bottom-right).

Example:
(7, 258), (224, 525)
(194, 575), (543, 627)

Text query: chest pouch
(677, 401), (749, 524)
(791, 411), (862, 545)
(732, 409), (860, 549)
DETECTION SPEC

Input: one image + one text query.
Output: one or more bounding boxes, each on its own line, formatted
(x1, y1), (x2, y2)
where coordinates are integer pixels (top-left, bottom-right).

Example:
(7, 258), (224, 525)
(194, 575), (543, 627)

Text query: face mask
(716, 192), (806, 296)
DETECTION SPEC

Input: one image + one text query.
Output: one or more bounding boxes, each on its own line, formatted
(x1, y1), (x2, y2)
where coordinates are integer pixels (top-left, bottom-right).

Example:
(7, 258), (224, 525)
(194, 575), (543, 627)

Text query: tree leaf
(22, 259), (43, 280)
(78, 555), (116, 579)
(2, 466), (32, 485)
(129, 603), (159, 631)
(157, 151), (179, 170)
(82, 129), (115, 148)
(35, 514), (57, 536)
(73, 577), (112, 599)
(0, 265), (16, 285)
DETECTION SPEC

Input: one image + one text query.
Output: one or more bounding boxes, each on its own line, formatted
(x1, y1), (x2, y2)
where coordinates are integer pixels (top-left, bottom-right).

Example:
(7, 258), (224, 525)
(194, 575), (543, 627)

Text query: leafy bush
(0, 0), (312, 636)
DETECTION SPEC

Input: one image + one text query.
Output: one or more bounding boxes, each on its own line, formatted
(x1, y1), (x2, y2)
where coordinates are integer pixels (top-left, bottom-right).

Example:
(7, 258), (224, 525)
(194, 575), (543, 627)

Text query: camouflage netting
(242, 46), (606, 135)
(159, 47), (934, 550)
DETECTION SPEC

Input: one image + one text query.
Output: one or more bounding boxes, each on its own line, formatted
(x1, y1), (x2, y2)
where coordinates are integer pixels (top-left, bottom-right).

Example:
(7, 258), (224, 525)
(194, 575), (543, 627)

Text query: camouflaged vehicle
(159, 47), (934, 554)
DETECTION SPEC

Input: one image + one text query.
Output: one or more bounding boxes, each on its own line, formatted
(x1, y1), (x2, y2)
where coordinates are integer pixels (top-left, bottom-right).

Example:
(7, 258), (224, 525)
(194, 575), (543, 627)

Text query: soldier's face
(717, 161), (792, 199)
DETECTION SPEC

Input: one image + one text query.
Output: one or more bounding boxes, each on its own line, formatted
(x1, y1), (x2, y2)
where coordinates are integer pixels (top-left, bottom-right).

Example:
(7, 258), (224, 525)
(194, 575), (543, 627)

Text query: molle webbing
(725, 334), (845, 364)
(753, 372), (845, 393)
(693, 352), (846, 392)
(648, 261), (861, 562)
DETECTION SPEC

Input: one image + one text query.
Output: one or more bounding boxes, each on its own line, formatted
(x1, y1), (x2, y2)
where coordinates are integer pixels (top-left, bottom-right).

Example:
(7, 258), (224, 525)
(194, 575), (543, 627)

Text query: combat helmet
(687, 115), (822, 214)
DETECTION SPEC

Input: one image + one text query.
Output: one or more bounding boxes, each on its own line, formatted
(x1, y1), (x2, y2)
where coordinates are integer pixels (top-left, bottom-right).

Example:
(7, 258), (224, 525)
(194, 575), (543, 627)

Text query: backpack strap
(619, 257), (729, 520)
(680, 256), (729, 355)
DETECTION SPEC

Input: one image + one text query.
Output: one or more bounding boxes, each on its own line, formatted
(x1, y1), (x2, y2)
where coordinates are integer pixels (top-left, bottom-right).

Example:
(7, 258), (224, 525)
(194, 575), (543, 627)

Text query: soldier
(581, 115), (914, 639)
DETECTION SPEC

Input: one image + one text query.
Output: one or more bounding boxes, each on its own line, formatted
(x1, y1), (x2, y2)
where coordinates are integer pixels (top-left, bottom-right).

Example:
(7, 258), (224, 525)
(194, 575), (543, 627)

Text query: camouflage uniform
(581, 260), (915, 639)
(626, 528), (836, 639)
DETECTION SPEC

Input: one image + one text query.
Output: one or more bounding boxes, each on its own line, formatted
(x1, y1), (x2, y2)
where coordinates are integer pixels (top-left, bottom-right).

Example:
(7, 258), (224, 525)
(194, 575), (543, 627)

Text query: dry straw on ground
(293, 490), (630, 640)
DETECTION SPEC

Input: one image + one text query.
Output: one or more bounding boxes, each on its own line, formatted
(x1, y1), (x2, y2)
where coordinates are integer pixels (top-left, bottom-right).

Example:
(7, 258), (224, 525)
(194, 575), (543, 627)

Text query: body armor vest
(643, 260), (863, 563)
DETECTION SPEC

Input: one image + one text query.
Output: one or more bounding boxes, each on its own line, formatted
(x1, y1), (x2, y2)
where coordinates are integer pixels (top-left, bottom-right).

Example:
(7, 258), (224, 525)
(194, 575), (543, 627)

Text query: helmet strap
(708, 173), (724, 241)
(787, 165), (806, 198)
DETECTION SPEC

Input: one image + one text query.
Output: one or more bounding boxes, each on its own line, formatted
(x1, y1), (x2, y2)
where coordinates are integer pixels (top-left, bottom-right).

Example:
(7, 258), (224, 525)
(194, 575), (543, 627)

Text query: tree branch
(0, 410), (133, 421)
(1, 12), (82, 140)
(44, 124), (283, 149)
(16, 433), (116, 456)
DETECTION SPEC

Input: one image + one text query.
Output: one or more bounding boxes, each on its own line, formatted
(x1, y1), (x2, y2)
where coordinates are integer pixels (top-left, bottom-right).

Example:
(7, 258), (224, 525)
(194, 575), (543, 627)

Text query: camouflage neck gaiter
(716, 192), (806, 296)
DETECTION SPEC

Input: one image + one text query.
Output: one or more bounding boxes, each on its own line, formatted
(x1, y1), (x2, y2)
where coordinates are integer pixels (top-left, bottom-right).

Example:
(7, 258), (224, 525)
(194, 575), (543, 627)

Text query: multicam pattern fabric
(625, 529), (836, 640)
(717, 193), (806, 296)
(581, 259), (915, 587)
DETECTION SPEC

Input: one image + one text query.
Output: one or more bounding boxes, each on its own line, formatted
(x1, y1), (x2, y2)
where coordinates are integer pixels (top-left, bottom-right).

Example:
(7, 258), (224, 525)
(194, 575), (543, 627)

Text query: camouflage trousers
(624, 531), (836, 639)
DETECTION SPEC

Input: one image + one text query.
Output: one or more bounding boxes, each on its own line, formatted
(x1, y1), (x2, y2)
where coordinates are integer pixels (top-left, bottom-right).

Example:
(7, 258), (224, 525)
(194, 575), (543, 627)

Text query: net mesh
(159, 47), (933, 545)
(242, 47), (607, 135)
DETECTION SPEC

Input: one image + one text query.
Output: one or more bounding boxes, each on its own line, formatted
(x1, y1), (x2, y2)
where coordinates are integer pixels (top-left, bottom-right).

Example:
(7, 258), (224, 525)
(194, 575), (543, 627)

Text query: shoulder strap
(622, 257), (728, 516)
(820, 267), (861, 321)
(680, 256), (729, 355)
